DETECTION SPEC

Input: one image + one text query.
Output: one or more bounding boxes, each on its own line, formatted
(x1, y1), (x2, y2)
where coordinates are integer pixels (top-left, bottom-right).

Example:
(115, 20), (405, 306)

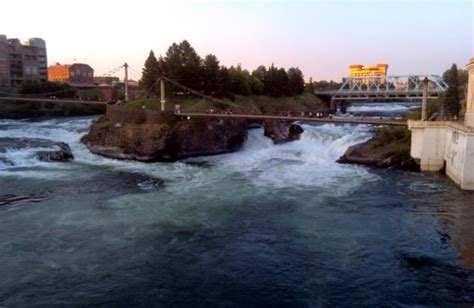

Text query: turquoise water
(0, 110), (473, 306)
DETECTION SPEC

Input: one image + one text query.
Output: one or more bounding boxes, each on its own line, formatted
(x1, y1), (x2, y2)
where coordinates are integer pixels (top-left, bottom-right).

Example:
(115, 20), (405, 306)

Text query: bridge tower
(160, 77), (166, 112)
(421, 77), (428, 121)
(123, 62), (129, 102)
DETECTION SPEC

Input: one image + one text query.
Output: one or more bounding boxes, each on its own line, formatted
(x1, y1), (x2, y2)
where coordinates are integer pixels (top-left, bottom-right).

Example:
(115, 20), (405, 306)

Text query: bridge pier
(330, 98), (336, 112)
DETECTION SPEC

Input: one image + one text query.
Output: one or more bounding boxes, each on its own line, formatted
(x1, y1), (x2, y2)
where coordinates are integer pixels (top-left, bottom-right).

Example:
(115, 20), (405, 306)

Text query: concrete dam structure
(409, 58), (474, 190)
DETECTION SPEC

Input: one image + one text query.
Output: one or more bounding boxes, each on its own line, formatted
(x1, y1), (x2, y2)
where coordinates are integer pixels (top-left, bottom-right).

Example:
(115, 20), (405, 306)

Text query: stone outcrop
(0, 137), (74, 163)
(81, 115), (247, 162)
(337, 139), (420, 171)
(36, 143), (73, 162)
(263, 120), (304, 144)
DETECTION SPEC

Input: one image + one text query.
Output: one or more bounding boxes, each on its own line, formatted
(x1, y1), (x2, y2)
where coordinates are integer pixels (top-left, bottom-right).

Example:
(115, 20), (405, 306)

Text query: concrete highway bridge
(315, 75), (447, 102)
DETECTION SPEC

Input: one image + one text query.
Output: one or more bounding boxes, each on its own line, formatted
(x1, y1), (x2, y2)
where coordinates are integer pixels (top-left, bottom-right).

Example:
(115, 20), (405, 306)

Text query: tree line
(442, 64), (468, 117)
(139, 40), (305, 98)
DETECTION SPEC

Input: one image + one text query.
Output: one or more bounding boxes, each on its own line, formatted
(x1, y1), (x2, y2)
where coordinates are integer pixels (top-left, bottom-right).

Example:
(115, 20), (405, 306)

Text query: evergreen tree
(287, 67), (305, 95)
(443, 64), (461, 117)
(264, 64), (279, 96)
(252, 65), (267, 83)
(140, 50), (159, 96)
(249, 76), (264, 95)
(217, 66), (232, 97)
(203, 54), (220, 95)
(275, 68), (290, 96)
(228, 65), (251, 96)
(164, 40), (203, 94)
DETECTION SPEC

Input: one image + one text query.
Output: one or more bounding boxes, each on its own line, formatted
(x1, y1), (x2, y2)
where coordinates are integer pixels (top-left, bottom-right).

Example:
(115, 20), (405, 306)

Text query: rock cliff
(263, 121), (304, 144)
(81, 116), (247, 162)
(337, 139), (420, 172)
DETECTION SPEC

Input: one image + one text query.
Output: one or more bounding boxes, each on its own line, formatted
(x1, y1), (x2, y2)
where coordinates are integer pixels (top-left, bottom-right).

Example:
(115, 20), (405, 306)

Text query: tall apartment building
(349, 64), (388, 84)
(0, 35), (47, 87)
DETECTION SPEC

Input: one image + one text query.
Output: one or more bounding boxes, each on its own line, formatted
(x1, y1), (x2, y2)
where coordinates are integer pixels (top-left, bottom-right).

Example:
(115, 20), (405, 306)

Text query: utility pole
(421, 77), (428, 121)
(160, 77), (165, 112)
(124, 62), (129, 101)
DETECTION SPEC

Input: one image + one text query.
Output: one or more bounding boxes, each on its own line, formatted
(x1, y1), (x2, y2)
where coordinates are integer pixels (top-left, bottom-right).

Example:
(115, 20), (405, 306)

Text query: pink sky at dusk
(1, 0), (472, 82)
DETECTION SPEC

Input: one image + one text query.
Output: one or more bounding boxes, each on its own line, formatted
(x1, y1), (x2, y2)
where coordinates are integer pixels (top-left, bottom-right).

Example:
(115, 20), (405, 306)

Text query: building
(408, 58), (474, 190)
(93, 76), (120, 86)
(48, 63), (94, 87)
(349, 63), (388, 84)
(0, 34), (47, 87)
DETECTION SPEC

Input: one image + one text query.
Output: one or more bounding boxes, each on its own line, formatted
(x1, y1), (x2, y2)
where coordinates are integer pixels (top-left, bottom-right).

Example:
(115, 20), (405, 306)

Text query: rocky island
(81, 105), (306, 162)
(337, 126), (420, 172)
(82, 109), (248, 162)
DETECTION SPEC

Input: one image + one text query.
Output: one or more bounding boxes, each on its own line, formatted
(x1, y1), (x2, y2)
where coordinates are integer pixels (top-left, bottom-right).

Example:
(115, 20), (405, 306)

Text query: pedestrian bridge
(176, 112), (407, 126)
(315, 75), (447, 101)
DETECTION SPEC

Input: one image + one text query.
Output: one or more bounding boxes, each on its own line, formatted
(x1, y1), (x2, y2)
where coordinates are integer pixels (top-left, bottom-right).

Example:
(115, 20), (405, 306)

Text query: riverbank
(0, 100), (105, 118)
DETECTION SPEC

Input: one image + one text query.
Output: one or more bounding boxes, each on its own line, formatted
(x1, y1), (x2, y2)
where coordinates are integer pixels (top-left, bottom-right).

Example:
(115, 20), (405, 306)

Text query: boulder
(263, 120), (304, 144)
(0, 137), (74, 164)
(81, 115), (247, 162)
(337, 139), (420, 171)
(36, 143), (74, 162)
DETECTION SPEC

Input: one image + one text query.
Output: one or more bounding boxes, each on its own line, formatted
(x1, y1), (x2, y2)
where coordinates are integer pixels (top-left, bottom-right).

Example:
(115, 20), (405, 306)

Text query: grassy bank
(370, 126), (411, 158)
(0, 100), (105, 118)
(123, 93), (328, 113)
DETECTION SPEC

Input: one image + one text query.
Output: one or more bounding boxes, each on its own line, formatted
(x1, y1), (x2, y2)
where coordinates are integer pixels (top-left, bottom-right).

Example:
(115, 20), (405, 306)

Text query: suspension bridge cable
(160, 76), (253, 111)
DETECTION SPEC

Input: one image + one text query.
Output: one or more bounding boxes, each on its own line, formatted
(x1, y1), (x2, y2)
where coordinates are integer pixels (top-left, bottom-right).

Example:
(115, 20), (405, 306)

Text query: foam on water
(0, 117), (379, 195)
(348, 102), (419, 113)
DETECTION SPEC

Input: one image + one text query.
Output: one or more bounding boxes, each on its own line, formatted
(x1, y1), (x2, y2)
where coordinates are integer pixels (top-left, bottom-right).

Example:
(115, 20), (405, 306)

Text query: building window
(70, 71), (75, 76)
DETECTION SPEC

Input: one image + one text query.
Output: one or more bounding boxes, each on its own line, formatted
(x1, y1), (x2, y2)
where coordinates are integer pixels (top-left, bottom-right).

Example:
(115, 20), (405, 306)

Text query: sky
(1, 0), (472, 81)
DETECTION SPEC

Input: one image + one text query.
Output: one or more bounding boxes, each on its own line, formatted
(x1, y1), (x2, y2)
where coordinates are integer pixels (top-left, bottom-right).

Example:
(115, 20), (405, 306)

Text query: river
(0, 102), (473, 306)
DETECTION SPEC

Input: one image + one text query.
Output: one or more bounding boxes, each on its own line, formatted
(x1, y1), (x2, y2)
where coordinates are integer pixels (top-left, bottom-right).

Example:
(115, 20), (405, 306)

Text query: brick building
(48, 63), (94, 87)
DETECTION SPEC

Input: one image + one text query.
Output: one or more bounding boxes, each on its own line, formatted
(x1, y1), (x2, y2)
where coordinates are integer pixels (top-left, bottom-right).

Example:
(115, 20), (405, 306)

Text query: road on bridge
(177, 112), (407, 126)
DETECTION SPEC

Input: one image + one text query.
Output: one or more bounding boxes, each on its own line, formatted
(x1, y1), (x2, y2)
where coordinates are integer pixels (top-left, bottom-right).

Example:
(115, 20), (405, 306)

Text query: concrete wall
(445, 128), (474, 190)
(410, 123), (447, 171)
(409, 120), (474, 190)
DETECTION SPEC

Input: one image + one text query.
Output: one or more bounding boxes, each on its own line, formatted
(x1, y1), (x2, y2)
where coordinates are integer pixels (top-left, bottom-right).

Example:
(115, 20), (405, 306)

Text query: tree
(217, 66), (232, 97)
(252, 65), (267, 83)
(139, 50), (159, 96)
(164, 40), (203, 94)
(275, 68), (290, 96)
(20, 81), (76, 98)
(312, 80), (341, 91)
(249, 76), (264, 95)
(287, 67), (304, 95)
(202, 54), (220, 95)
(443, 64), (461, 117)
(228, 65), (251, 96)
(264, 64), (279, 96)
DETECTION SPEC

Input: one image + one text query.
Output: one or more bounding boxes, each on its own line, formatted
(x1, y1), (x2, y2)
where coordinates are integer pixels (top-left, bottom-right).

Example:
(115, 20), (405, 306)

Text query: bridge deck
(0, 96), (107, 105)
(177, 112), (407, 126)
